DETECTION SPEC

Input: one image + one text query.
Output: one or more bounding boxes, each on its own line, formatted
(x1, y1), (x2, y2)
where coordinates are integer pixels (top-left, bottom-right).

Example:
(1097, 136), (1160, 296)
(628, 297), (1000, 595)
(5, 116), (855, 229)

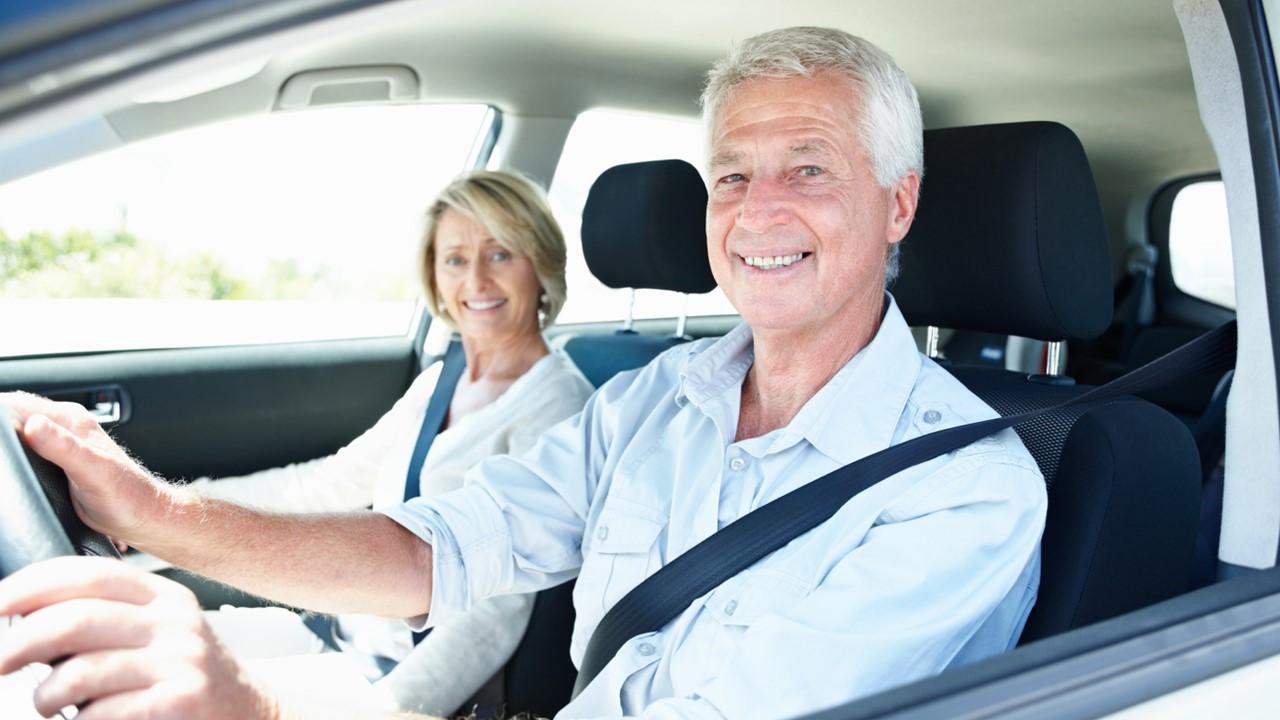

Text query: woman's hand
(0, 556), (279, 720)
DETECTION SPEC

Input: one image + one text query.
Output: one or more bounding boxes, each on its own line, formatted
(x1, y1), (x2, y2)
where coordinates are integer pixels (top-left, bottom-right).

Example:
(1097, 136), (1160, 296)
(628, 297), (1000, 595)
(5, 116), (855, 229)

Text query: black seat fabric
(897, 121), (1202, 642)
(502, 580), (577, 718)
(563, 159), (718, 387)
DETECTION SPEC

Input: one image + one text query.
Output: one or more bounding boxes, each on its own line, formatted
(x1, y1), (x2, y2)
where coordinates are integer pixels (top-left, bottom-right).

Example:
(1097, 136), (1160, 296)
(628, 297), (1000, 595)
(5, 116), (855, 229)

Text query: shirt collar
(787, 295), (922, 464)
(677, 294), (923, 466)
(677, 321), (755, 409)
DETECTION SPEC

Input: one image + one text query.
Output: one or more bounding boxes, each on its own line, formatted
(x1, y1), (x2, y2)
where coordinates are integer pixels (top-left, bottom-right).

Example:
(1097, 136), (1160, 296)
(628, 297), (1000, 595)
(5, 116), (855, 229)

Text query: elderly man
(0, 26), (1044, 720)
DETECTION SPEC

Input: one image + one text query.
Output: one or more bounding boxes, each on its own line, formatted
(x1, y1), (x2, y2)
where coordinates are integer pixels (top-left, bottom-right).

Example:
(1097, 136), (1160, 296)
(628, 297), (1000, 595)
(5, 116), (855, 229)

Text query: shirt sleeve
(628, 458), (1046, 720)
(381, 366), (639, 628)
(192, 363), (441, 513)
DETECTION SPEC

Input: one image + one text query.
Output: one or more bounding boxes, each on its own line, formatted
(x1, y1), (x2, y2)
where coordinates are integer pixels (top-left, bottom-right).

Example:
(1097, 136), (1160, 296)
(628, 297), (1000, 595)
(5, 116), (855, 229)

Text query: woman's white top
(195, 349), (594, 714)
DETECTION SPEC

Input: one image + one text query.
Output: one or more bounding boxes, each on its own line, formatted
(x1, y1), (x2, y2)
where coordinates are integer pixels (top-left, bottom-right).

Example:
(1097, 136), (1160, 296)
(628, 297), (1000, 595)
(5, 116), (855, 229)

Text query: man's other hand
(2, 392), (172, 545)
(0, 557), (278, 720)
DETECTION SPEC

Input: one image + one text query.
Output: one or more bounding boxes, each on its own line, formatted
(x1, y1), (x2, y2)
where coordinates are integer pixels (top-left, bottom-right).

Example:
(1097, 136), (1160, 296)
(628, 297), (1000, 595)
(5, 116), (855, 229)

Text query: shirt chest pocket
(579, 501), (667, 614)
(704, 568), (809, 633)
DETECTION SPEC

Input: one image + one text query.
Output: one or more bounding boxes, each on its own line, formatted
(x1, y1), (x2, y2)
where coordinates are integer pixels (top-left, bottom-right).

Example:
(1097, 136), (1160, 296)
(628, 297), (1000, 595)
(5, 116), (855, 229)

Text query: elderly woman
(194, 170), (594, 716)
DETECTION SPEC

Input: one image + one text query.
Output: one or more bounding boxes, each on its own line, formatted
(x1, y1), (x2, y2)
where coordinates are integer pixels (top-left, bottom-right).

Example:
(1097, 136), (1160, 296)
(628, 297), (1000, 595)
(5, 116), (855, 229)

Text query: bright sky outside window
(0, 104), (491, 356)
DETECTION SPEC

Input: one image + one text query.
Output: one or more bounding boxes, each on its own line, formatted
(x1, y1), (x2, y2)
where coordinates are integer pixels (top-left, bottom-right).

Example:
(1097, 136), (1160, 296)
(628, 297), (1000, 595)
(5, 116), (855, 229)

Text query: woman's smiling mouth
(464, 298), (507, 311)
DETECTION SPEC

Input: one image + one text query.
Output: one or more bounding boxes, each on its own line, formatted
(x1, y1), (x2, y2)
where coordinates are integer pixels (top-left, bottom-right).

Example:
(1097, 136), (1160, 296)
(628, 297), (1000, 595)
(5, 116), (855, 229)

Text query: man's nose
(736, 176), (791, 233)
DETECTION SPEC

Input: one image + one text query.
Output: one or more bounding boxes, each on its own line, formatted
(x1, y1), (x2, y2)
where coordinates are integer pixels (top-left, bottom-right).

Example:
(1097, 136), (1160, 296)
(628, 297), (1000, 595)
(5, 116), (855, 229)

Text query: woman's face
(433, 209), (542, 345)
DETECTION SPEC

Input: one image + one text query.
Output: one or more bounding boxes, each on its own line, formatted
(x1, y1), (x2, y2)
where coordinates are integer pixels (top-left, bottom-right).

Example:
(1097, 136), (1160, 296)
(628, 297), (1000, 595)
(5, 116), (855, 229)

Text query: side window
(1168, 179), (1234, 309)
(548, 108), (736, 324)
(0, 104), (493, 357)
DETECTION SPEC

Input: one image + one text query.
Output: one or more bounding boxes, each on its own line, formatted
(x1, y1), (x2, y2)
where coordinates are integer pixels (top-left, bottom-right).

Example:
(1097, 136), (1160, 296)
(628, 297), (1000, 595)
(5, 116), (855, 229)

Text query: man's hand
(0, 557), (278, 720)
(1, 392), (173, 545)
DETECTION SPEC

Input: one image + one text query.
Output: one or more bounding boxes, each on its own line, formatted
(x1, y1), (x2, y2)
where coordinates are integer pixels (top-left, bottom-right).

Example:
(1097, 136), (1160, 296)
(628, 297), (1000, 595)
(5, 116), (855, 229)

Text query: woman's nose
(465, 259), (490, 288)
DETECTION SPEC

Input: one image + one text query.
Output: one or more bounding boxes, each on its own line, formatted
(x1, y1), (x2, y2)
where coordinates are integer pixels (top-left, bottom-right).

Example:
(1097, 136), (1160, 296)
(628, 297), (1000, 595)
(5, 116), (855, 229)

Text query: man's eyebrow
(789, 140), (836, 157)
(709, 150), (743, 169)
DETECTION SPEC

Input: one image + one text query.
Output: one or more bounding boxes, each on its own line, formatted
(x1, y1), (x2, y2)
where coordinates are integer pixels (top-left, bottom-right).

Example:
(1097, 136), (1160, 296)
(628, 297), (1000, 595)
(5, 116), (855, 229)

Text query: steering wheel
(0, 407), (121, 578)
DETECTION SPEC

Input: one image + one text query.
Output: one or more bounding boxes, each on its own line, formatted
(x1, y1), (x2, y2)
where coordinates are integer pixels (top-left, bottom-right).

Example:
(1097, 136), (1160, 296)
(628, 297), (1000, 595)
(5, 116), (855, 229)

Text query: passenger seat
(502, 159), (717, 717)
(562, 159), (718, 387)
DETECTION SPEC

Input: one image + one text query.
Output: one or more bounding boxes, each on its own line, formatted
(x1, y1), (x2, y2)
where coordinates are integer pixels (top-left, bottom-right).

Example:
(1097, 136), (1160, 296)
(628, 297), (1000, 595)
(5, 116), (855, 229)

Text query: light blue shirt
(383, 297), (1047, 719)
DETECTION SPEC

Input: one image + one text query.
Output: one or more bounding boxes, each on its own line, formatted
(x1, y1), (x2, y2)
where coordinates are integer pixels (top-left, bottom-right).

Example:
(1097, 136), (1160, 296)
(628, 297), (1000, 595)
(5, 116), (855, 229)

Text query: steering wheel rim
(0, 407), (121, 578)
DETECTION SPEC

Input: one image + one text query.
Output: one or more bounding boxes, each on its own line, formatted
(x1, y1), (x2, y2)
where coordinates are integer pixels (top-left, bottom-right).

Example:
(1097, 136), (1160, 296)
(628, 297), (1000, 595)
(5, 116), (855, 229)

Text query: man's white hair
(701, 26), (923, 285)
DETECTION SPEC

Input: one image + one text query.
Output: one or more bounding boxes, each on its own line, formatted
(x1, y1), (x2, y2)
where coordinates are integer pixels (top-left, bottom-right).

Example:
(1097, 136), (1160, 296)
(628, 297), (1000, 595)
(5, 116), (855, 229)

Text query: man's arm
(0, 557), (443, 720)
(4, 392), (432, 618)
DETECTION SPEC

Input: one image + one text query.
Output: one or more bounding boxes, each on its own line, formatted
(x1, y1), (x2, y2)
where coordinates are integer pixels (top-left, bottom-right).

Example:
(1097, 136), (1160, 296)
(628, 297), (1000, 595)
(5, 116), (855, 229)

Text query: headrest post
(622, 288), (637, 332)
(1044, 341), (1065, 376)
(674, 293), (689, 339)
(925, 326), (941, 359)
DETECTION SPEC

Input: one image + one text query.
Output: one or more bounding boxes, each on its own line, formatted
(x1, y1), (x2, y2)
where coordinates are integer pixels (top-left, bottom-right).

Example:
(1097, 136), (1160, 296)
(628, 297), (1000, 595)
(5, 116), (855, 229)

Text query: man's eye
(717, 173), (747, 186)
(797, 165), (824, 177)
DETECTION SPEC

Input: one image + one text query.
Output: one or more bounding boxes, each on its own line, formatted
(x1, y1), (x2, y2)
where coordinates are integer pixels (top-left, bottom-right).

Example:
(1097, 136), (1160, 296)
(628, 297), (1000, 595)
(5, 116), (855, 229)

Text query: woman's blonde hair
(420, 170), (567, 328)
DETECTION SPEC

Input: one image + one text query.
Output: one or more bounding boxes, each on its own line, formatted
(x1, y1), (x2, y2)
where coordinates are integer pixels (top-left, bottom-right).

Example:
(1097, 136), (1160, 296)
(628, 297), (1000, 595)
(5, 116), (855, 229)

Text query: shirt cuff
(379, 486), (514, 630)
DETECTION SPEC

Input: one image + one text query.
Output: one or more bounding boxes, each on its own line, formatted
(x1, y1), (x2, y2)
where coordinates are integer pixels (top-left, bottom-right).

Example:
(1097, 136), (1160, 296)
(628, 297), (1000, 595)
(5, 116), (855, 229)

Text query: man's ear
(887, 171), (921, 245)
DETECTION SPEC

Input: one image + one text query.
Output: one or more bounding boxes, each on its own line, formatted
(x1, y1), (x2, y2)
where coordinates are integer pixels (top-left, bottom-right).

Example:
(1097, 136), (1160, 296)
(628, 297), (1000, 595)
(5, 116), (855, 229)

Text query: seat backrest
(897, 122), (1202, 642)
(562, 159), (718, 387)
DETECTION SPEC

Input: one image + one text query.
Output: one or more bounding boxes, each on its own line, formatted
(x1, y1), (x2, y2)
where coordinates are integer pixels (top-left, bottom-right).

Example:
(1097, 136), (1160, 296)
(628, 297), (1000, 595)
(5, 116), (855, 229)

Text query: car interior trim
(1178, 0), (1280, 570)
(1220, 0), (1280, 566)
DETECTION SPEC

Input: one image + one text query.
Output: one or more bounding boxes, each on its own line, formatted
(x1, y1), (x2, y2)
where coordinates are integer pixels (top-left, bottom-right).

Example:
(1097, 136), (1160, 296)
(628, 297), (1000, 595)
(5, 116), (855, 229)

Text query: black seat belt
(404, 339), (465, 502)
(573, 320), (1237, 695)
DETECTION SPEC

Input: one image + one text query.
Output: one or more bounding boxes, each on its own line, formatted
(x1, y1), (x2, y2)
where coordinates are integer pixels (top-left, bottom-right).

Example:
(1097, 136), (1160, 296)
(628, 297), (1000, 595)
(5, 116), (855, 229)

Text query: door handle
(46, 385), (131, 427)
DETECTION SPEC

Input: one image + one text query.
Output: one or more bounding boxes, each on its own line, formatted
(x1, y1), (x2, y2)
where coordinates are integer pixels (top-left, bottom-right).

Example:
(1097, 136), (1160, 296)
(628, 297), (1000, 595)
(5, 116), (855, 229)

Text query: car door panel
(0, 336), (416, 481)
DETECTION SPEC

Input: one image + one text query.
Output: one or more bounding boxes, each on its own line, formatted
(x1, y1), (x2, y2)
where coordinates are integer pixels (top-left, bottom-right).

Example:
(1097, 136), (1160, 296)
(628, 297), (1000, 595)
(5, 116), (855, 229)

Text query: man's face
(706, 71), (917, 336)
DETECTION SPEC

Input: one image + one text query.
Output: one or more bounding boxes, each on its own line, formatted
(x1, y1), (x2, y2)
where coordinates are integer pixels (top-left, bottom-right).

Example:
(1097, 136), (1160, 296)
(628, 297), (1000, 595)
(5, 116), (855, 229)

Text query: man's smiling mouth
(739, 252), (812, 270)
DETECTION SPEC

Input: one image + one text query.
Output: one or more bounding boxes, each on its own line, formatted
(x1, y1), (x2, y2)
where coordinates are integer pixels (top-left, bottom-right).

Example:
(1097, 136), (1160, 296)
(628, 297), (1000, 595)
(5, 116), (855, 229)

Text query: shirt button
(923, 409), (943, 425)
(637, 642), (656, 656)
(729, 457), (747, 472)
(723, 599), (738, 616)
(595, 525), (609, 542)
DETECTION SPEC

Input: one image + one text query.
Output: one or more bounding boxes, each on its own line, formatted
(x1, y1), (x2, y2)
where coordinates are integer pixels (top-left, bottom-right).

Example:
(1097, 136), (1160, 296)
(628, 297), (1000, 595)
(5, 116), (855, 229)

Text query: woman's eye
(491, 250), (511, 262)
(443, 256), (463, 267)
(797, 165), (824, 177)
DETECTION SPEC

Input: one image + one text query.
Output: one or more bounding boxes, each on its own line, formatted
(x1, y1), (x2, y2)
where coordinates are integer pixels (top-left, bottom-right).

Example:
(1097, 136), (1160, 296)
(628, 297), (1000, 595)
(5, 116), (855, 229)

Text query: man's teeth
(743, 253), (805, 269)
(466, 299), (505, 310)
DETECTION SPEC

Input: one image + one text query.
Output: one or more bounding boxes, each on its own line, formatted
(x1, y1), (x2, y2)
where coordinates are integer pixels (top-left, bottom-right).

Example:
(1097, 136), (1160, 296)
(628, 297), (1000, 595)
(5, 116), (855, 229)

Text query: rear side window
(549, 108), (736, 324)
(1168, 179), (1234, 308)
(0, 103), (493, 357)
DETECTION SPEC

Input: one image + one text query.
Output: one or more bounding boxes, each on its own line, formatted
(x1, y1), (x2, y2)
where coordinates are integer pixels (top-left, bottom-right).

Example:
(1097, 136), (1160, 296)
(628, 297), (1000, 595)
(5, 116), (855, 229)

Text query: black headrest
(895, 122), (1112, 341)
(581, 159), (717, 293)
